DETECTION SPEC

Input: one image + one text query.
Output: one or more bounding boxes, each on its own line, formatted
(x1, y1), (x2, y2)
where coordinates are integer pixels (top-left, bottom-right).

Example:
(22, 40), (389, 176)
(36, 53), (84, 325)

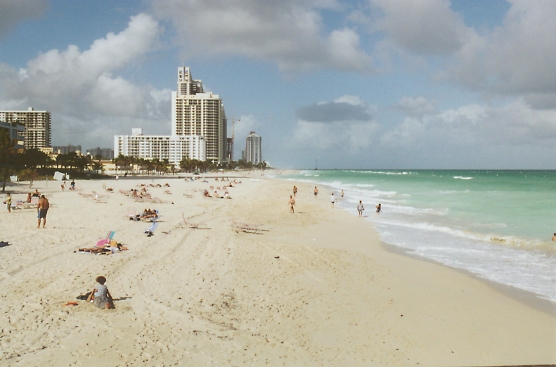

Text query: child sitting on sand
(87, 276), (114, 309)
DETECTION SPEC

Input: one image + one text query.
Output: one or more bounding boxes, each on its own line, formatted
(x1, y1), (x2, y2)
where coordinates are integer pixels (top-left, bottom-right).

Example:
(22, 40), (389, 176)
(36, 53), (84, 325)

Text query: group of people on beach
(288, 185), (382, 216)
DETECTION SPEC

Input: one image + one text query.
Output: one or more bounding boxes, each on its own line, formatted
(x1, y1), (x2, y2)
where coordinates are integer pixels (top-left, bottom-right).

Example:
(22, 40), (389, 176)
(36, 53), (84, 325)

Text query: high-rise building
(52, 144), (82, 155)
(86, 147), (114, 160)
(0, 108), (51, 149)
(172, 67), (227, 162)
(0, 121), (25, 151)
(245, 131), (262, 165)
(114, 129), (206, 166)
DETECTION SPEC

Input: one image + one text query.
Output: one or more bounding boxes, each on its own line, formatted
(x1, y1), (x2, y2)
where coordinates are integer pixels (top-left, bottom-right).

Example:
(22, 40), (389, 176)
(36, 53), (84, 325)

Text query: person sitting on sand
(164, 183), (170, 187)
(203, 190), (211, 198)
(87, 276), (114, 309)
(70, 180), (75, 190)
(224, 191), (231, 199)
(32, 189), (40, 197)
(26, 192), (32, 203)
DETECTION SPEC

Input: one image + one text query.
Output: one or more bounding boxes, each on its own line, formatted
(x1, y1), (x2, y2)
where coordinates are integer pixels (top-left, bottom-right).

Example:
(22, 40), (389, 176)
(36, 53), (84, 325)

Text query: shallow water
(281, 170), (556, 302)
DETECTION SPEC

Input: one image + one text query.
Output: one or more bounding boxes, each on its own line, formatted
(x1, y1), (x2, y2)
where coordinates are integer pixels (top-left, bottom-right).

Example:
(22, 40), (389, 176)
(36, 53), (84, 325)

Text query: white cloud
(396, 96), (435, 117)
(447, 0), (556, 107)
(293, 95), (379, 153)
(0, 0), (48, 39)
(371, 0), (472, 55)
(152, 0), (372, 72)
(0, 13), (170, 149)
(381, 99), (556, 149)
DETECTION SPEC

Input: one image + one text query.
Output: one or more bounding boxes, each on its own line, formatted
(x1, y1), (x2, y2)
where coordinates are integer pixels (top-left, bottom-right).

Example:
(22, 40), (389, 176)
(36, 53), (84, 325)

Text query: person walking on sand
(331, 193), (336, 208)
(314, 186), (318, 198)
(376, 203), (381, 213)
(357, 200), (364, 217)
(5, 193), (12, 213)
(293, 185), (297, 197)
(37, 195), (49, 228)
(288, 195), (296, 213)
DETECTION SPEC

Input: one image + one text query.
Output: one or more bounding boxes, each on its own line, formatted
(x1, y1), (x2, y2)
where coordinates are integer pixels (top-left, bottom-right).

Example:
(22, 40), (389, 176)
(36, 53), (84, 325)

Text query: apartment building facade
(0, 108), (51, 149)
(245, 131), (262, 165)
(172, 67), (227, 162)
(114, 129), (206, 166)
(0, 121), (26, 151)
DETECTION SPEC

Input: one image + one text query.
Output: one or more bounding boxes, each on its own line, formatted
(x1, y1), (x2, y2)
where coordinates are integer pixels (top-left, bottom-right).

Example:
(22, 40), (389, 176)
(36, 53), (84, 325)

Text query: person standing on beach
(37, 195), (49, 228)
(5, 193), (12, 213)
(293, 185), (297, 197)
(331, 193), (336, 208)
(376, 203), (381, 213)
(288, 195), (296, 213)
(357, 201), (364, 217)
(552, 233), (556, 241)
(314, 186), (318, 198)
(341, 190), (344, 198)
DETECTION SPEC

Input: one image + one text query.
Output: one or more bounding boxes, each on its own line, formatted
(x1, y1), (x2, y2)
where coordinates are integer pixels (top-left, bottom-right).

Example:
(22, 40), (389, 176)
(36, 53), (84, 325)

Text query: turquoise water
(279, 170), (556, 301)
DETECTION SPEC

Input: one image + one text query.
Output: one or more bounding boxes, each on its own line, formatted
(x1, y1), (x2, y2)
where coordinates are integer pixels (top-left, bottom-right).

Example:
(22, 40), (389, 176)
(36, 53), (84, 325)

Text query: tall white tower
(245, 131), (262, 165)
(172, 67), (227, 162)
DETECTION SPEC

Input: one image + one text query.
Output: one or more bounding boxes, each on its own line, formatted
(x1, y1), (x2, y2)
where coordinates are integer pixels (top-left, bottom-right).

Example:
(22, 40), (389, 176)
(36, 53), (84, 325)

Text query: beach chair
(145, 222), (158, 237)
(95, 231), (116, 247)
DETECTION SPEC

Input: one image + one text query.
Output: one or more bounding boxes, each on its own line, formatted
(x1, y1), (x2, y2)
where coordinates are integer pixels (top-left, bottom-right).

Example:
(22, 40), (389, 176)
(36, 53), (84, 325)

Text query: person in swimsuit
(357, 201), (364, 217)
(314, 186), (318, 198)
(37, 195), (49, 228)
(376, 203), (381, 213)
(293, 186), (297, 197)
(331, 193), (335, 208)
(288, 195), (295, 213)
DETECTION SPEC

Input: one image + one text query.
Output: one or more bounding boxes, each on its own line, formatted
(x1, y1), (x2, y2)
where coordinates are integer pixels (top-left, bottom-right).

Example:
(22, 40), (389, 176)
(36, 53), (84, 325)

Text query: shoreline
(1, 175), (554, 365)
(276, 172), (556, 309)
(380, 239), (556, 317)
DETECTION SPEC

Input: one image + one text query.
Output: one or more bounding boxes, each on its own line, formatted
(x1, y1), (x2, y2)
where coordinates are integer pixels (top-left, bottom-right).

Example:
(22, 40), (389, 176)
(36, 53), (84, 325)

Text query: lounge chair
(96, 231), (116, 247)
(145, 222), (158, 237)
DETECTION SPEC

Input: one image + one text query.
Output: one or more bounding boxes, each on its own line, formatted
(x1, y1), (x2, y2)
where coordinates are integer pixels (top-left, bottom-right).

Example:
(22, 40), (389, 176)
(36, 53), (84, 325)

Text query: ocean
(279, 170), (556, 302)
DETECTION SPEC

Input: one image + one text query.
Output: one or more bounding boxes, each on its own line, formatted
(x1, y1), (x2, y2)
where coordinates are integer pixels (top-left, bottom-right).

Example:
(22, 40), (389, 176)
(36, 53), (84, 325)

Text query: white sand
(1, 174), (555, 366)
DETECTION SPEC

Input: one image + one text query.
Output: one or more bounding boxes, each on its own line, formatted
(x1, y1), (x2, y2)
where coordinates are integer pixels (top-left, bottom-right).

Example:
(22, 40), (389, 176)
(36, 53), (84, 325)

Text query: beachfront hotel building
(245, 131), (262, 165)
(0, 108), (51, 149)
(114, 128), (206, 166)
(114, 67), (228, 166)
(0, 121), (26, 151)
(172, 67), (227, 162)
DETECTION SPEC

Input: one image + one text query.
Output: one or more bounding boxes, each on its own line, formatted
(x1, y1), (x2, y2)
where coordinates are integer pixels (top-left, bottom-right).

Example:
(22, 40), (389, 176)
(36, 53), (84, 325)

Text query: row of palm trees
(114, 155), (268, 175)
(1, 127), (269, 192)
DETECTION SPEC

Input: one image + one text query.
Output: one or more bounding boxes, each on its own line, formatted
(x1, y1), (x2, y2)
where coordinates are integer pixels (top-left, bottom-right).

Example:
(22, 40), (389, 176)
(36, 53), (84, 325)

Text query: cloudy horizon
(1, 0), (555, 169)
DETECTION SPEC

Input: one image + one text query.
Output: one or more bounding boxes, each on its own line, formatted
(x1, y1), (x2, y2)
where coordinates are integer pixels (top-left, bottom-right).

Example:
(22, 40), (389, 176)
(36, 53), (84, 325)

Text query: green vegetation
(0, 136), (270, 192)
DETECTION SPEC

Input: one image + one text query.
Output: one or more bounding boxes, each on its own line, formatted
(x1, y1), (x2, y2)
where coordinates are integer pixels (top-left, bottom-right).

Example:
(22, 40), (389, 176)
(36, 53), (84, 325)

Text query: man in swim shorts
(37, 195), (49, 228)
(314, 186), (318, 198)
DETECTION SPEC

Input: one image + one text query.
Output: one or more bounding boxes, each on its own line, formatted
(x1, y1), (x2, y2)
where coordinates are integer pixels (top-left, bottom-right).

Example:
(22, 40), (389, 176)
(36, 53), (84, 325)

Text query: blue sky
(1, 0), (555, 169)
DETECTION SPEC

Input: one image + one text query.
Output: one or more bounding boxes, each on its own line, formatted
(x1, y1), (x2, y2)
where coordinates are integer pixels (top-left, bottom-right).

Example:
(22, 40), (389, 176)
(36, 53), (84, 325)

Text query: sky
(0, 0), (555, 169)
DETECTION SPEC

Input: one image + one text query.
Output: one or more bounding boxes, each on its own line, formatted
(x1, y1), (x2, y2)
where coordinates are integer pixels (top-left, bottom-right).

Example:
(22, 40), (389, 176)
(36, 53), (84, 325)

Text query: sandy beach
(1, 173), (555, 366)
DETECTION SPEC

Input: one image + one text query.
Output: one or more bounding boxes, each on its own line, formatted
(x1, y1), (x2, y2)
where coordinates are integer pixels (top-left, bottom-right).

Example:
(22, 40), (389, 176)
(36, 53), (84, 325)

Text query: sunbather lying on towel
(76, 240), (128, 254)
